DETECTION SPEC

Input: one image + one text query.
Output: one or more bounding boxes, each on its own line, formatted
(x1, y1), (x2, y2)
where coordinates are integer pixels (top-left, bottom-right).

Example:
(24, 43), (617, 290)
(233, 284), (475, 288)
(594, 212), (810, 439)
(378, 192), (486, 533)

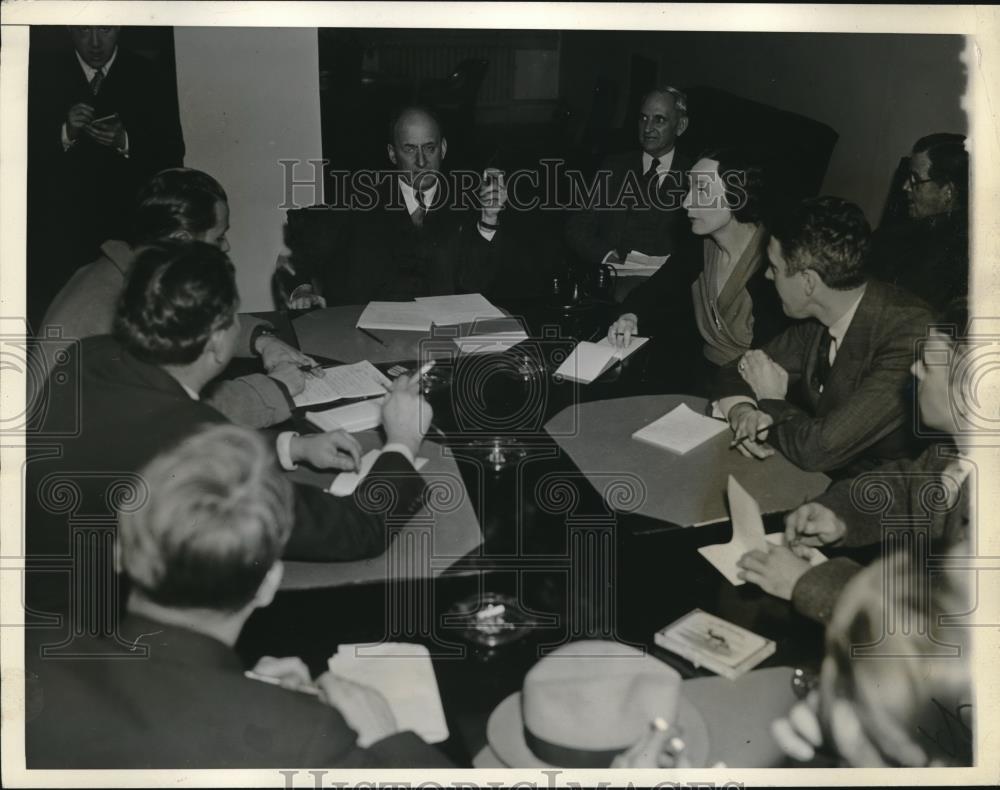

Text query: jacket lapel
(816, 283), (879, 412)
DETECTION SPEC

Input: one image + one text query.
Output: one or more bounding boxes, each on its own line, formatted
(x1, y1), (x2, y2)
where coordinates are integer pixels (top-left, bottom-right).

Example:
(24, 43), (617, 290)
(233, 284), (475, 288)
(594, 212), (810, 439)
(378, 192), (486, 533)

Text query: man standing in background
(27, 25), (185, 326)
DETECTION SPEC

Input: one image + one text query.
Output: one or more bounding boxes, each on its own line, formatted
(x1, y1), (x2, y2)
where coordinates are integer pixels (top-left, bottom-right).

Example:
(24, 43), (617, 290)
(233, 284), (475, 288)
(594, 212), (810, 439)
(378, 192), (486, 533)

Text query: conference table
(234, 297), (834, 768)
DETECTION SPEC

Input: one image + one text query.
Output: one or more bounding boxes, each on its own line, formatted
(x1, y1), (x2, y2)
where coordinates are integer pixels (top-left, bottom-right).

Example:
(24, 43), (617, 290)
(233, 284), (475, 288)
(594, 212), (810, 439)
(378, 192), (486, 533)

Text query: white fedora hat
(486, 640), (709, 768)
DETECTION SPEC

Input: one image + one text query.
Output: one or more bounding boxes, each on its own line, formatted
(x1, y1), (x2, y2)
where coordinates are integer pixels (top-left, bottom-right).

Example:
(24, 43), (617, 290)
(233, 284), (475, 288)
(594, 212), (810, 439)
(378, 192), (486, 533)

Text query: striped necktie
(411, 188), (427, 229)
(90, 67), (105, 96)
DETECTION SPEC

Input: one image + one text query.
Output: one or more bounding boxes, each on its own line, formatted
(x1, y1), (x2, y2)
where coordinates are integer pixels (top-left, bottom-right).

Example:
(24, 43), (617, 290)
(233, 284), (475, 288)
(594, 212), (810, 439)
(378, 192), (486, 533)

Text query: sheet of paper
(610, 251), (670, 277)
(294, 361), (392, 408)
(698, 476), (826, 585)
(631, 402), (729, 454)
(455, 330), (529, 355)
(415, 293), (506, 326)
(329, 449), (429, 496)
(554, 337), (648, 384)
(305, 397), (385, 433)
(595, 334), (648, 361)
(328, 643), (449, 745)
(357, 301), (433, 332)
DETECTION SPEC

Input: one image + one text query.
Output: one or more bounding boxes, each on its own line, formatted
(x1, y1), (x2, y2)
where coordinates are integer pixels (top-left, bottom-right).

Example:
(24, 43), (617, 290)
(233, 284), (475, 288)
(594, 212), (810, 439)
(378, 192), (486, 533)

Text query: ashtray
(445, 593), (537, 648)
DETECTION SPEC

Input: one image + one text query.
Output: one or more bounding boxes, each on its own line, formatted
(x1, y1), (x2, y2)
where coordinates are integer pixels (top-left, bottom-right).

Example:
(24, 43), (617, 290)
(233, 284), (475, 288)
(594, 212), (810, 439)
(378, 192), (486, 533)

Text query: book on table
(554, 336), (649, 384)
(631, 402), (729, 454)
(654, 609), (775, 679)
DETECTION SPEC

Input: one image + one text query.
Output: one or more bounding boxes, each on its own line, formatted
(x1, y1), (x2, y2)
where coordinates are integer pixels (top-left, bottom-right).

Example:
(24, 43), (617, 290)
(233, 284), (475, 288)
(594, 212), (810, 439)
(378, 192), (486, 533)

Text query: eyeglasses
(905, 171), (936, 188)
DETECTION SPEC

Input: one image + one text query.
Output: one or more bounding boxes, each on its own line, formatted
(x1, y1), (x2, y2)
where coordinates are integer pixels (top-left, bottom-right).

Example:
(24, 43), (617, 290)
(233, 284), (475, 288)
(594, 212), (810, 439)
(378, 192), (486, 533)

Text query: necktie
(411, 189), (426, 229)
(812, 330), (834, 391)
(644, 157), (661, 182)
(89, 68), (105, 96)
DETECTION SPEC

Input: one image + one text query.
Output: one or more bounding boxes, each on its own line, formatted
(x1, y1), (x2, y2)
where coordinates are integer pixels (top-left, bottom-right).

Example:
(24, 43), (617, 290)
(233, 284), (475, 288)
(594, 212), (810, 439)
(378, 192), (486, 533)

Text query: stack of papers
(698, 476), (826, 586)
(327, 643), (449, 745)
(631, 403), (728, 454)
(609, 251), (670, 277)
(356, 293), (506, 332)
(305, 397), (386, 433)
(329, 449), (429, 496)
(294, 361), (392, 408)
(554, 336), (649, 383)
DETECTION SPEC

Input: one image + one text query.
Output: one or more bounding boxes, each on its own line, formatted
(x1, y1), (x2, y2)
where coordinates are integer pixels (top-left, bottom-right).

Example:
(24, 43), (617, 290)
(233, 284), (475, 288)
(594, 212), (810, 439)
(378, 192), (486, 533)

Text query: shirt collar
(827, 286), (867, 348)
(642, 149), (675, 174)
(76, 47), (118, 81)
(398, 178), (438, 216)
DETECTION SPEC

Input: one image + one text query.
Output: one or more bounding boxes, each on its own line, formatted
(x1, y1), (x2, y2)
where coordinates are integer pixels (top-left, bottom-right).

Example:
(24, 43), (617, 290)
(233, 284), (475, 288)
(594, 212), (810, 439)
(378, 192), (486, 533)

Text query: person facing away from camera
(26, 423), (451, 768)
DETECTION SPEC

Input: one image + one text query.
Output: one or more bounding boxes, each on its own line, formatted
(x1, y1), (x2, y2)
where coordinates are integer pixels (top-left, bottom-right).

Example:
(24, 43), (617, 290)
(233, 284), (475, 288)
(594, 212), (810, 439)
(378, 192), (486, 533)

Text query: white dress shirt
(398, 178), (496, 241)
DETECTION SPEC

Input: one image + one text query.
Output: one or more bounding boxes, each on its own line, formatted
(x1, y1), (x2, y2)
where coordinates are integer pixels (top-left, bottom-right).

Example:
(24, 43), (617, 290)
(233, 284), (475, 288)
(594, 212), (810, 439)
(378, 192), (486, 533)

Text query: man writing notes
(290, 105), (509, 305)
(27, 424), (450, 768)
(712, 196), (932, 477)
(565, 85), (695, 301)
(27, 242), (431, 624)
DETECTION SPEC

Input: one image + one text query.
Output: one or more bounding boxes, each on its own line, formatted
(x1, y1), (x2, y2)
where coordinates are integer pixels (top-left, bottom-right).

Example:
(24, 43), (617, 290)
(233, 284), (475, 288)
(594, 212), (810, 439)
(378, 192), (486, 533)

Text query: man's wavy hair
(130, 168), (228, 247)
(113, 241), (238, 365)
(118, 424), (294, 612)
(771, 196), (871, 290)
(695, 147), (774, 226)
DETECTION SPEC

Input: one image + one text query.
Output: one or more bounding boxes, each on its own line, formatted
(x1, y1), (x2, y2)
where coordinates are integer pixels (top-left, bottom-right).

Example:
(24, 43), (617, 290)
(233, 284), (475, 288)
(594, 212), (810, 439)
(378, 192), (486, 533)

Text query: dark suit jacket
(26, 336), (426, 621)
(338, 178), (509, 303)
(790, 444), (970, 623)
(27, 47), (185, 322)
(25, 614), (451, 768)
(712, 281), (932, 476)
(565, 148), (695, 265)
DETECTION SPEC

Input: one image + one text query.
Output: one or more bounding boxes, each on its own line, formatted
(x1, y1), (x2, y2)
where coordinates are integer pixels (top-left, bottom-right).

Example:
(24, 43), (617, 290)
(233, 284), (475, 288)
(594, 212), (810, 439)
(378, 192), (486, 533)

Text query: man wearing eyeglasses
(865, 133), (968, 311)
(27, 25), (186, 326)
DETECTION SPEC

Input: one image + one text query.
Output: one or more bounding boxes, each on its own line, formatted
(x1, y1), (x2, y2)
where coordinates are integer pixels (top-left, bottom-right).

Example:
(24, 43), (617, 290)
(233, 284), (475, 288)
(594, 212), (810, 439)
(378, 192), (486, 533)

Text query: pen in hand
(729, 417), (791, 449)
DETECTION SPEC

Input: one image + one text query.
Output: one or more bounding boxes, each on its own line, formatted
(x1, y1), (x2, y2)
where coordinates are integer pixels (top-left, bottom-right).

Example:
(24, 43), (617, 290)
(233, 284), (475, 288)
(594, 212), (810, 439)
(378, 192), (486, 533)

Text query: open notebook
(554, 336), (648, 384)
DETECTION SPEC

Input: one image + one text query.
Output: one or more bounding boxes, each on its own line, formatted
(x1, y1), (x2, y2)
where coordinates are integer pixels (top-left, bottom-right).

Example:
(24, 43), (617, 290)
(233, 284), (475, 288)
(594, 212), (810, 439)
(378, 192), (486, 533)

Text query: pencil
(359, 327), (387, 347)
(244, 670), (321, 696)
(729, 417), (793, 449)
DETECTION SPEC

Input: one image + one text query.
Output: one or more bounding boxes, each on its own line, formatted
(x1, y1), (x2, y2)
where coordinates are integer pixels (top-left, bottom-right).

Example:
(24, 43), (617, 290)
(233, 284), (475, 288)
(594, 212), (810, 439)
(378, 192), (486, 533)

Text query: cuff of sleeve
(790, 557), (865, 624)
(601, 250), (618, 264)
(712, 395), (756, 420)
(276, 431), (299, 470)
(381, 442), (416, 466)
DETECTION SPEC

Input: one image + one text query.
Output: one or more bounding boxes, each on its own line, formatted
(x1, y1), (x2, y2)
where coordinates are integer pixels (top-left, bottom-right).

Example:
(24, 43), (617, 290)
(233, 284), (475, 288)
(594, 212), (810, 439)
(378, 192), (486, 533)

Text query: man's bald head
(386, 106), (447, 190)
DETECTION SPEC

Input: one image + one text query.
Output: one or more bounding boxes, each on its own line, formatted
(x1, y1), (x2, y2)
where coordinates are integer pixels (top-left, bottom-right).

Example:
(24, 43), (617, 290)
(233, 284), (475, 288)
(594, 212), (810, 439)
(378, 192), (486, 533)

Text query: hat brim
(487, 691), (711, 768)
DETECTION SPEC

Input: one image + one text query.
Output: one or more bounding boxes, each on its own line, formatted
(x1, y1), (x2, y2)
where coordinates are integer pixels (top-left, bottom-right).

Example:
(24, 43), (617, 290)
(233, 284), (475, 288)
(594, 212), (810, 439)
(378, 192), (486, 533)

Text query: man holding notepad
(711, 197), (932, 477)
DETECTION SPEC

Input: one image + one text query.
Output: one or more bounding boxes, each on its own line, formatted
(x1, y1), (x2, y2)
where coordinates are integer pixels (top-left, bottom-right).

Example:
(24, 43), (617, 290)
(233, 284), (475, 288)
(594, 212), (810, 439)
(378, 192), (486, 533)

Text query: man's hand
(610, 720), (690, 768)
(66, 103), (95, 142)
(737, 544), (812, 600)
(256, 334), (315, 372)
(727, 402), (775, 460)
(287, 284), (327, 311)
(268, 362), (306, 397)
(316, 673), (398, 747)
(738, 350), (789, 401)
(381, 373), (432, 459)
(250, 656), (316, 693)
(479, 168), (507, 226)
(290, 430), (362, 472)
(771, 692), (824, 762)
(784, 502), (847, 552)
(607, 313), (638, 350)
(84, 115), (126, 150)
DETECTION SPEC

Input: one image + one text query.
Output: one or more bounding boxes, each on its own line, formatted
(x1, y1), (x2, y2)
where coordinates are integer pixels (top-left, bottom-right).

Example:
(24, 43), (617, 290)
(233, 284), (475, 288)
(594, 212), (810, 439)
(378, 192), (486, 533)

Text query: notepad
(554, 336), (649, 383)
(415, 293), (506, 326)
(305, 397), (385, 433)
(327, 643), (449, 745)
(329, 449), (429, 496)
(655, 609), (775, 679)
(698, 476), (826, 586)
(609, 251), (670, 277)
(631, 402), (729, 454)
(357, 301), (433, 332)
(294, 361), (392, 408)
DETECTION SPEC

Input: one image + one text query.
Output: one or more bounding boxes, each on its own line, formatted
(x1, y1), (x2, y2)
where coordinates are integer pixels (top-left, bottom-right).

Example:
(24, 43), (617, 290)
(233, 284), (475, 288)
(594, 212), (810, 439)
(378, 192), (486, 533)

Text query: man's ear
(387, 143), (397, 167)
(676, 116), (690, 137)
(802, 269), (820, 297)
(204, 326), (229, 365)
(440, 137), (448, 161)
(253, 561), (284, 610)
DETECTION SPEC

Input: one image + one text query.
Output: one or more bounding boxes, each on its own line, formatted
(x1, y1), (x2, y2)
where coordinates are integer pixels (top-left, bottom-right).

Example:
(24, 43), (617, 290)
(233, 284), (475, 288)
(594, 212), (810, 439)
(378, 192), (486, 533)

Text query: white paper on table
(455, 330), (529, 355)
(698, 476), (826, 585)
(609, 251), (670, 277)
(554, 336), (648, 384)
(327, 643), (449, 745)
(631, 402), (728, 455)
(305, 397), (385, 433)
(357, 301), (433, 332)
(294, 361), (392, 408)
(415, 293), (506, 326)
(329, 449), (429, 496)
